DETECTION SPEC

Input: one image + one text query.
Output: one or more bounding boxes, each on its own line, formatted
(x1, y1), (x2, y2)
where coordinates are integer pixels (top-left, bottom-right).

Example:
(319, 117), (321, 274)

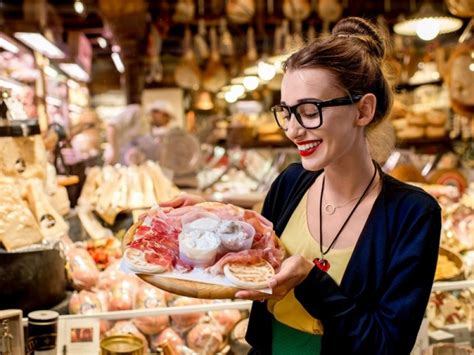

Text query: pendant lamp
(393, 1), (463, 41)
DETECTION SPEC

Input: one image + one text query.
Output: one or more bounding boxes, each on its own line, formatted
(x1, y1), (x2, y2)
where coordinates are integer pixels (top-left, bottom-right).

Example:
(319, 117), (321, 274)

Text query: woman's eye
(299, 105), (319, 118)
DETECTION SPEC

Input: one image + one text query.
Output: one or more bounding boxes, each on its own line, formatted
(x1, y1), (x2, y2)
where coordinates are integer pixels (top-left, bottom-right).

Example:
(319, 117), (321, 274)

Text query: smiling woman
(160, 16), (442, 355)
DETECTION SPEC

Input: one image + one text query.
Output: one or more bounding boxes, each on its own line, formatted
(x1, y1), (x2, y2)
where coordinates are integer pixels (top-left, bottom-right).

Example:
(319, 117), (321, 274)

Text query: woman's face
(280, 68), (363, 171)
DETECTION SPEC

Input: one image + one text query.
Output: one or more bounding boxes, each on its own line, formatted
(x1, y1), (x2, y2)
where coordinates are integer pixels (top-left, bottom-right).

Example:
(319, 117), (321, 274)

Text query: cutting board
(139, 273), (240, 299)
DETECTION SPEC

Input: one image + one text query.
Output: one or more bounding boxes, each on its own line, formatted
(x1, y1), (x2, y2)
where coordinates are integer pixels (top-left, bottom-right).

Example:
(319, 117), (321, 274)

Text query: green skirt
(271, 317), (322, 355)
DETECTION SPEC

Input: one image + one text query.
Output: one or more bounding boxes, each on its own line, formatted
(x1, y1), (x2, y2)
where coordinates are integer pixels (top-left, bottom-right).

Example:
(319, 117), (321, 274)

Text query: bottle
(26, 310), (59, 355)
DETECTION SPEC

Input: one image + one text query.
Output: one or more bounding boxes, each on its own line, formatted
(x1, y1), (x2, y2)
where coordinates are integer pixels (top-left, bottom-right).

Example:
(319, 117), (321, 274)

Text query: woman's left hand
(234, 255), (314, 302)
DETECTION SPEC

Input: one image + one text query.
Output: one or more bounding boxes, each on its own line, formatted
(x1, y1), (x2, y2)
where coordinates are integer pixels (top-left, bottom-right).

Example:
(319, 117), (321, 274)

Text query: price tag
(56, 318), (100, 355)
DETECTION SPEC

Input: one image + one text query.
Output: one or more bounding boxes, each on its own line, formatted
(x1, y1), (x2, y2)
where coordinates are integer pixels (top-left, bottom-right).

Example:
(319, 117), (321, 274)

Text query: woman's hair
(284, 17), (395, 163)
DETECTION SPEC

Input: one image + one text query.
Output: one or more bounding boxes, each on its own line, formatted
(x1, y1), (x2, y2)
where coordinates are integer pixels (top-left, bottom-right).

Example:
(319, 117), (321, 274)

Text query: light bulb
(415, 18), (440, 41)
(74, 0), (85, 14)
(97, 37), (107, 49)
(469, 63), (474, 72)
(258, 61), (276, 81)
(243, 76), (259, 91)
(224, 91), (238, 103)
(230, 84), (245, 97)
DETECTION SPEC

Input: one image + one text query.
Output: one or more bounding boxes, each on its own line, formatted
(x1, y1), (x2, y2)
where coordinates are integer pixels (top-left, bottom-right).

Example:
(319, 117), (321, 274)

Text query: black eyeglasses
(271, 95), (363, 130)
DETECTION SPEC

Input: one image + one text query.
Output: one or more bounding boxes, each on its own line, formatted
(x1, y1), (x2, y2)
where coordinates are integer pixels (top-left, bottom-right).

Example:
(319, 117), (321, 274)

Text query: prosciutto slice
(126, 202), (284, 274)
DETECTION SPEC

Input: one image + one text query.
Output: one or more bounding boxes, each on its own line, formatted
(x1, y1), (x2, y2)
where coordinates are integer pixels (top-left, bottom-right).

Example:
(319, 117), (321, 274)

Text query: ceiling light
(74, 0), (85, 15)
(257, 61), (276, 81)
(111, 52), (125, 73)
(268, 54), (291, 73)
(0, 33), (19, 53)
(243, 76), (259, 91)
(230, 84), (245, 97)
(0, 76), (25, 91)
(59, 63), (90, 82)
(194, 90), (214, 110)
(97, 37), (107, 49)
(224, 91), (238, 103)
(393, 1), (463, 41)
(14, 32), (65, 59)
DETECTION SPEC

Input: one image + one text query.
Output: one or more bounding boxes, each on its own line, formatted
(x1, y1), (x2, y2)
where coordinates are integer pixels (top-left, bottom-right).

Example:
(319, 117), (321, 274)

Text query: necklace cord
(319, 162), (378, 256)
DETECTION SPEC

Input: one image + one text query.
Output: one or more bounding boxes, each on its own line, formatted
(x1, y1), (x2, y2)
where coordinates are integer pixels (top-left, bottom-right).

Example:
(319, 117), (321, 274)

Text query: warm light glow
(0, 35), (19, 53)
(112, 45), (120, 53)
(97, 37), (107, 49)
(74, 0), (85, 14)
(415, 18), (440, 40)
(224, 91), (238, 103)
(230, 84), (245, 97)
(469, 63), (474, 72)
(258, 61), (276, 81)
(394, 17), (463, 38)
(44, 66), (58, 78)
(59, 63), (90, 82)
(14, 32), (65, 59)
(111, 52), (125, 73)
(243, 76), (259, 91)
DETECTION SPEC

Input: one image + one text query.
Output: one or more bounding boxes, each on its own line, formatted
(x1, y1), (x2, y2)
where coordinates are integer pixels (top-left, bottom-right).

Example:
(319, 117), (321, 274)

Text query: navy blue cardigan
(246, 163), (441, 355)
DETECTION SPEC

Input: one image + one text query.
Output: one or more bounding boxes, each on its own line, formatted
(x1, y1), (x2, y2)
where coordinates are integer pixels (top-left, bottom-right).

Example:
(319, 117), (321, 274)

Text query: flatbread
(224, 260), (275, 289)
(123, 248), (167, 274)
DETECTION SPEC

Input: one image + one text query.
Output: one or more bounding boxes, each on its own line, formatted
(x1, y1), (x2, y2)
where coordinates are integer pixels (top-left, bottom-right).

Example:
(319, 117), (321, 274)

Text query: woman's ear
(355, 94), (377, 127)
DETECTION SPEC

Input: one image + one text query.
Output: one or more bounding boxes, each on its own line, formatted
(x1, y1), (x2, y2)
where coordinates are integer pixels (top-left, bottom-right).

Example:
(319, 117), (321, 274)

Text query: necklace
(322, 195), (360, 215)
(313, 162), (378, 272)
(322, 177), (379, 215)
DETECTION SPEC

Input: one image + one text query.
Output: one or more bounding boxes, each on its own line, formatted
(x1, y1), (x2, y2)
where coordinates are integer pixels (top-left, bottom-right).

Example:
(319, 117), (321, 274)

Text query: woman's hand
(234, 255), (314, 301)
(159, 193), (206, 208)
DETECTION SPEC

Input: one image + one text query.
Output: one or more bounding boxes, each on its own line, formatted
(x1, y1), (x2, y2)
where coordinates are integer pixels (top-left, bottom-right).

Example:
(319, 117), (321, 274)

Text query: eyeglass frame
(271, 95), (363, 130)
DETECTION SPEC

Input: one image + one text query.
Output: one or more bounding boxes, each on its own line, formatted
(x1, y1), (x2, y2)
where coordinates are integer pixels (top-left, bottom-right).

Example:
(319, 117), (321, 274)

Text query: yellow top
(267, 190), (354, 334)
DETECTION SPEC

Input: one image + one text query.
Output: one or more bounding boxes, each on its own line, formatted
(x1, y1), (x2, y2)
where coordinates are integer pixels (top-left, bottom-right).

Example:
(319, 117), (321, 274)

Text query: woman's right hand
(159, 193), (205, 208)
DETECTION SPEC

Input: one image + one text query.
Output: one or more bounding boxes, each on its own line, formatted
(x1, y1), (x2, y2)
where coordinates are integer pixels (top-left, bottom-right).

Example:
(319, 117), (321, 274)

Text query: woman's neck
(322, 150), (377, 204)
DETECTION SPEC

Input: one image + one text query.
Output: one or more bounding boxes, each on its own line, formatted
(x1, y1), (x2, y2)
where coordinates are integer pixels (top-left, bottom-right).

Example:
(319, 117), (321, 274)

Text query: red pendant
(313, 258), (330, 272)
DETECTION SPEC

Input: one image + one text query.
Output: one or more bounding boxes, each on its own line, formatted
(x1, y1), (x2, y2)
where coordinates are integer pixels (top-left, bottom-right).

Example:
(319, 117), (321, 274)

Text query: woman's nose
(286, 113), (305, 139)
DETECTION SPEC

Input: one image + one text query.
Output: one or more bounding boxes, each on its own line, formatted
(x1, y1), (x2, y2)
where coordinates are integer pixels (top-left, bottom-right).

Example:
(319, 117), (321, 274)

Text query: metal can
(26, 310), (59, 355)
(100, 335), (144, 355)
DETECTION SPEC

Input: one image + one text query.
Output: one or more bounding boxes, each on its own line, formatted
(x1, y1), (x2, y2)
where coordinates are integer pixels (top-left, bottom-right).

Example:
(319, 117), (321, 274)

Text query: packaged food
(132, 284), (169, 335)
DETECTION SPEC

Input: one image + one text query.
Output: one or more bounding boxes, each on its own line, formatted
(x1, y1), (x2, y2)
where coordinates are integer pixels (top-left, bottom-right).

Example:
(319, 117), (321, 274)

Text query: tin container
(100, 335), (144, 355)
(26, 310), (59, 355)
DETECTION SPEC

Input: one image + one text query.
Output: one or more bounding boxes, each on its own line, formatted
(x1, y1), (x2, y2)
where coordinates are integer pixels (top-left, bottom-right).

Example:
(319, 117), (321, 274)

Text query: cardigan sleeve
(294, 206), (441, 354)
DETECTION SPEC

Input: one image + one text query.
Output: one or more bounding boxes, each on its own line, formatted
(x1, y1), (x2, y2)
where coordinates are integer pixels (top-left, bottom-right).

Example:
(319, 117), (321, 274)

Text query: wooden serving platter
(138, 273), (240, 299)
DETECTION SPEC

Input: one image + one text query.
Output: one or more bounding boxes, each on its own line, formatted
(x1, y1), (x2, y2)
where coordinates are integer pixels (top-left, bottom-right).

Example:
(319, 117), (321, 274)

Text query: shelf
(432, 280), (474, 292)
(396, 137), (453, 151)
(22, 300), (252, 325)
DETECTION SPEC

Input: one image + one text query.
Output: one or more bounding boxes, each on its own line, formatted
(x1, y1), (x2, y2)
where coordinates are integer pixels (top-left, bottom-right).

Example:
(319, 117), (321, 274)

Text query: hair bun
(332, 17), (386, 59)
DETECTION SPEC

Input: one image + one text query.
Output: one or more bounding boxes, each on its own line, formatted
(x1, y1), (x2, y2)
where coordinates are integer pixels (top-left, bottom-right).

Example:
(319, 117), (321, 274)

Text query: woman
(163, 17), (441, 354)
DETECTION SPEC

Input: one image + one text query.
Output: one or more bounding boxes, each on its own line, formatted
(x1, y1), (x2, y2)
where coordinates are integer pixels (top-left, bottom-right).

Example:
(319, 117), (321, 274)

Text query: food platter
(121, 202), (285, 299)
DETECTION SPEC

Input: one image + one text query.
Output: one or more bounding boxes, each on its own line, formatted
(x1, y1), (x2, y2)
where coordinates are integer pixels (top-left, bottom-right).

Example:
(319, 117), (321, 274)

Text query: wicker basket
(435, 246), (465, 281)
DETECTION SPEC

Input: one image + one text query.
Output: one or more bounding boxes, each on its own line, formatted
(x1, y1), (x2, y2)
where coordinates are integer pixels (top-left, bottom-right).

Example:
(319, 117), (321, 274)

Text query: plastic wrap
(108, 276), (138, 311)
(186, 323), (225, 355)
(66, 247), (100, 290)
(132, 283), (170, 335)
